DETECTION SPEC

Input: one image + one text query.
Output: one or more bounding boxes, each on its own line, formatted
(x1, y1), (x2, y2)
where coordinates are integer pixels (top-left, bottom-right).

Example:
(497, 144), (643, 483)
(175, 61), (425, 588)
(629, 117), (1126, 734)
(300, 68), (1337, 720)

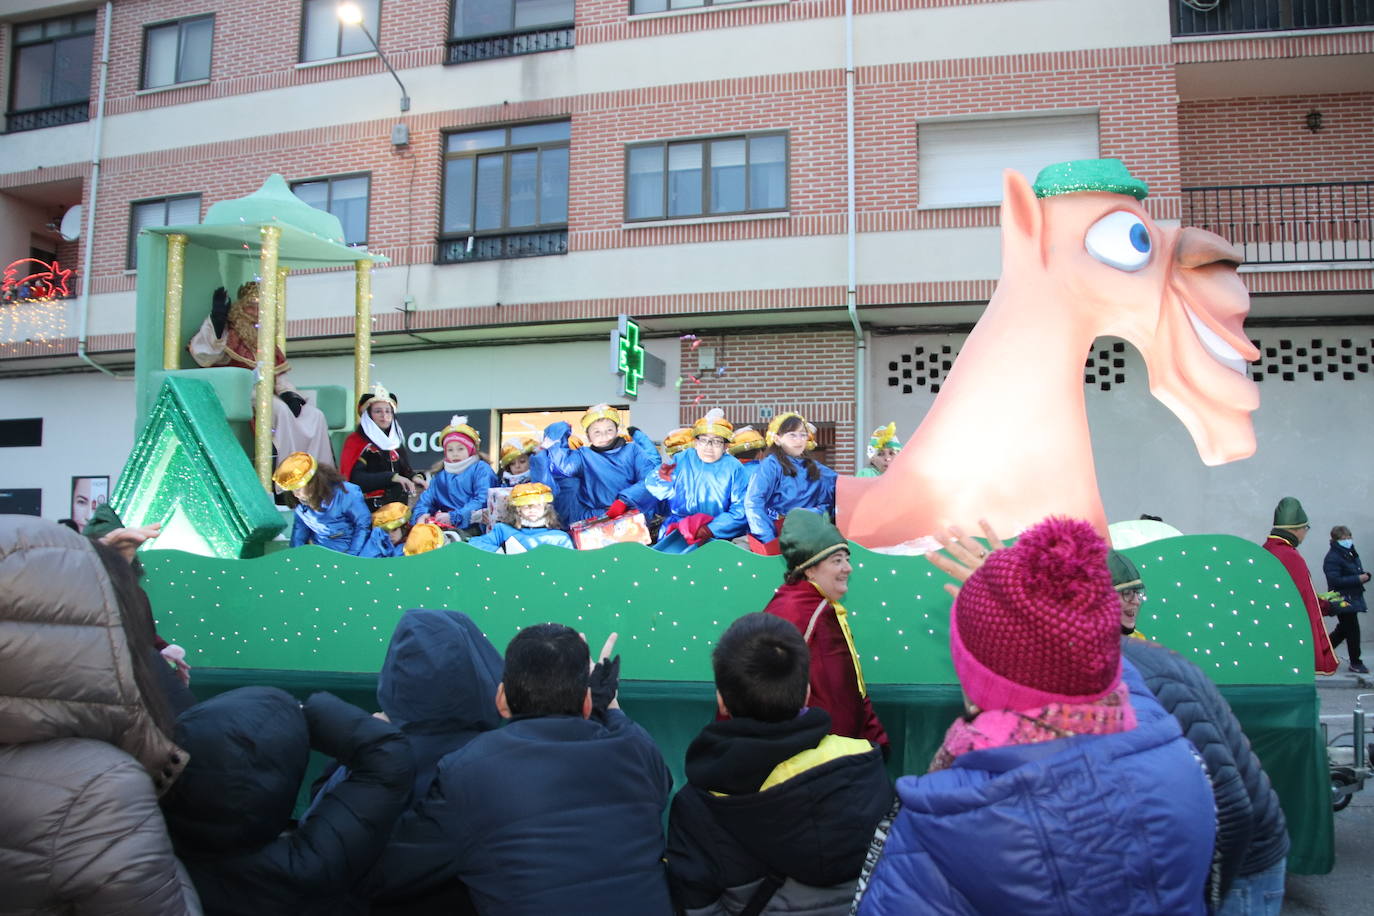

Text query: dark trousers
(1329, 612), (1363, 664)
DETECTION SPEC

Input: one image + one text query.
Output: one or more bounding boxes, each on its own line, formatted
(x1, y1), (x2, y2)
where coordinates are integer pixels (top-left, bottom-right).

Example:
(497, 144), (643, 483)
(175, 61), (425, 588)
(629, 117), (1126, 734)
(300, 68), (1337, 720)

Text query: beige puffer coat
(0, 516), (200, 915)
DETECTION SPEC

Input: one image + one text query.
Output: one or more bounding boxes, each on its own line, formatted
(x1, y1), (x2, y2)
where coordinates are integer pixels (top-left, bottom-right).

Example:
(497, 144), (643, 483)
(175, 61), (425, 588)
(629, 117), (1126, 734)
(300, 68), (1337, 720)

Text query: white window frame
(128, 194), (202, 269)
(141, 14), (214, 90)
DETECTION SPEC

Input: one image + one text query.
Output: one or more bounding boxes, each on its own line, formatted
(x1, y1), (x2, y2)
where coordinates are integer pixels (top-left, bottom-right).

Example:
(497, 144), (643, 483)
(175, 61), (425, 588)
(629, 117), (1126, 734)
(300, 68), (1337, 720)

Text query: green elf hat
(1272, 496), (1309, 529)
(780, 508), (848, 575)
(82, 502), (126, 541)
(1107, 550), (1143, 593)
(1032, 158), (1149, 201)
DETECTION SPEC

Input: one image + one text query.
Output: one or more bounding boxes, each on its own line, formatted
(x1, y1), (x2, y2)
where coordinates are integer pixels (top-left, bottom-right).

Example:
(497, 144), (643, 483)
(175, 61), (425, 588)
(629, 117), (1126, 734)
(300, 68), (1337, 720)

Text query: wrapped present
(486, 487), (512, 529)
(570, 511), (652, 550)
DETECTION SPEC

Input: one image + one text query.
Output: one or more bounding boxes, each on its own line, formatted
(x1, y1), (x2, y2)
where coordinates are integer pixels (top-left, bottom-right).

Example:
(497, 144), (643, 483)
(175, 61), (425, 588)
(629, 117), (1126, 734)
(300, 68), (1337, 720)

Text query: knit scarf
(929, 681), (1136, 772)
(442, 454), (481, 476)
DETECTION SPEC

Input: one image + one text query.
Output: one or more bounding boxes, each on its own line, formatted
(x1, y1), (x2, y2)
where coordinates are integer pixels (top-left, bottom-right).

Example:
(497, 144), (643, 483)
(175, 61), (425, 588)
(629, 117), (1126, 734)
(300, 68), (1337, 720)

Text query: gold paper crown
(499, 438), (539, 469)
(404, 523), (444, 556)
(765, 412), (816, 448)
(272, 452), (317, 490)
(580, 404), (621, 430)
(440, 415), (480, 449)
(371, 502), (410, 531)
(728, 426), (765, 455)
(510, 482), (555, 507)
(663, 428), (695, 456)
(357, 383), (396, 417)
(692, 408), (734, 441)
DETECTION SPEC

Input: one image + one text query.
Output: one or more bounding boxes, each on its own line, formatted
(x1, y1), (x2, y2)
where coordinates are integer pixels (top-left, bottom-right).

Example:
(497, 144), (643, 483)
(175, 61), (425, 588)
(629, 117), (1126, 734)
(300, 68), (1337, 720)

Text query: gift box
(485, 487), (512, 529)
(570, 511), (652, 550)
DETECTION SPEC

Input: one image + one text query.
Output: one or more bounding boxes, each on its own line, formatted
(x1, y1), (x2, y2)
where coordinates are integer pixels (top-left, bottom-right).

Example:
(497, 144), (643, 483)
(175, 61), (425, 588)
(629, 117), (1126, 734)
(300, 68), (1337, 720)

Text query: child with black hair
(666, 612), (893, 915)
(743, 412), (837, 555)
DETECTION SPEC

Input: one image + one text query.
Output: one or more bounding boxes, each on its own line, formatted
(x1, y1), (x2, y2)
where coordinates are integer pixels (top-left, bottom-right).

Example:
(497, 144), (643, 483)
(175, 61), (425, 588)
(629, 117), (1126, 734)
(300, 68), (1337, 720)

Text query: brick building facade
(0, 0), (1370, 536)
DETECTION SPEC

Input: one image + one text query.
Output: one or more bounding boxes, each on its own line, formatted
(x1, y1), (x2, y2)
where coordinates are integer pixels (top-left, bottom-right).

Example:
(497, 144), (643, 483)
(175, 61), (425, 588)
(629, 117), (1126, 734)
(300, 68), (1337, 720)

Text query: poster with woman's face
(71, 476), (109, 533)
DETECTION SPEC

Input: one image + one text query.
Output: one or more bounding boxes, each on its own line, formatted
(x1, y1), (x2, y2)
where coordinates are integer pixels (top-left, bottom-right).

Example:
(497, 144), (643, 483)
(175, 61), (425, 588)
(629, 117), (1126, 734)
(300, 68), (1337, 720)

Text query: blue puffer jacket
(542, 422), (660, 523)
(413, 460), (498, 528)
(856, 691), (1214, 916)
(1323, 541), (1367, 613)
(290, 482), (373, 555)
(744, 454), (837, 544)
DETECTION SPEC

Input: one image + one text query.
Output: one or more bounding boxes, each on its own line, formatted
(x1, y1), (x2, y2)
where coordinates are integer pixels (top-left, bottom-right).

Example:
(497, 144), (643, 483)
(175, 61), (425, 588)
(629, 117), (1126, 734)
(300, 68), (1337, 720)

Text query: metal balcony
(436, 229), (569, 264)
(1172, 0), (1374, 37)
(5, 101), (88, 134)
(446, 26), (574, 64)
(1182, 181), (1373, 264)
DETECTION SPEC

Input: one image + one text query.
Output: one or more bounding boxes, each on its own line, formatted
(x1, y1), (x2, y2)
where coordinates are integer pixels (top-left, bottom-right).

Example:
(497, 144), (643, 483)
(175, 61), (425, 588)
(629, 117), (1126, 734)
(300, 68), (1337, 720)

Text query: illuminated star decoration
(0, 258), (76, 352)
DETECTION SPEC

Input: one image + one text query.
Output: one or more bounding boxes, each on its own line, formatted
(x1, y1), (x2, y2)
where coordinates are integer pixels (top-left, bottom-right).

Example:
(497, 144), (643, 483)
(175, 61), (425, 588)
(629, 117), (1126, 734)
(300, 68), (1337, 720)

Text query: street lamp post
(337, 2), (410, 115)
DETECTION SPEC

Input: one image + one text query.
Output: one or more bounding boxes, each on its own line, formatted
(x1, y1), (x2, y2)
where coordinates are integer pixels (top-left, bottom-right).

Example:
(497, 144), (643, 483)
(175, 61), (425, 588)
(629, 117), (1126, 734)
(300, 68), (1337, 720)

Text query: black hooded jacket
(667, 707), (894, 915)
(1122, 639), (1289, 892)
(160, 687), (414, 916)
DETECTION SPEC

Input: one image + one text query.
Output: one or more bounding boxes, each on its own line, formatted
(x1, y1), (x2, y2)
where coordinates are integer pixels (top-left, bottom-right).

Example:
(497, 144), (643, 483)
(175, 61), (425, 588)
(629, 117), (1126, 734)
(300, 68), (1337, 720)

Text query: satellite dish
(58, 205), (83, 241)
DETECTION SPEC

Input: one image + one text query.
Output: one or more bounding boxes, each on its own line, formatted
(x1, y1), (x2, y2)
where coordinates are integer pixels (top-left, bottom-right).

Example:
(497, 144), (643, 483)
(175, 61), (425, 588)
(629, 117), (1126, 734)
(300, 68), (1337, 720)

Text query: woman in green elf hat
(856, 422), (902, 478)
(759, 509), (888, 753)
(1262, 496), (1338, 676)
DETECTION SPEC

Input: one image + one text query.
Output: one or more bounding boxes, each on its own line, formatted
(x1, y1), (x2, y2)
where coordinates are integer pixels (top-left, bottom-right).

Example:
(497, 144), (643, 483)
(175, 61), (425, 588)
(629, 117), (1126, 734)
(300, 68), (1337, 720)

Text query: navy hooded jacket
(855, 684), (1214, 916)
(161, 687), (415, 916)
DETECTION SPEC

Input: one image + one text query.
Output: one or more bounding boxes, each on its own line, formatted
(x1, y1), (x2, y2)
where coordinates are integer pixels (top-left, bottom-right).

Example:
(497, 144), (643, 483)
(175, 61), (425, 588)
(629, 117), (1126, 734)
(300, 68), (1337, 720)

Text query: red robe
(1263, 535), (1339, 675)
(762, 579), (889, 748)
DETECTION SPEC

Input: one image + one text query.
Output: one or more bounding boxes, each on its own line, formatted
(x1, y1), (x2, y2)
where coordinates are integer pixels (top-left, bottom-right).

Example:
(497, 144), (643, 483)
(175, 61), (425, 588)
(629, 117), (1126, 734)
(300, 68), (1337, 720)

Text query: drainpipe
(844, 0), (865, 468)
(75, 1), (120, 377)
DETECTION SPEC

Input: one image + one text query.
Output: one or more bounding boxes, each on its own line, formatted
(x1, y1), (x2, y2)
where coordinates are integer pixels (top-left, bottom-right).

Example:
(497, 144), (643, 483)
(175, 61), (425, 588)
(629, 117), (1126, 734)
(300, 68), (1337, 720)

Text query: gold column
(253, 226), (282, 490)
(162, 233), (188, 370)
(353, 259), (372, 407)
(275, 265), (289, 356)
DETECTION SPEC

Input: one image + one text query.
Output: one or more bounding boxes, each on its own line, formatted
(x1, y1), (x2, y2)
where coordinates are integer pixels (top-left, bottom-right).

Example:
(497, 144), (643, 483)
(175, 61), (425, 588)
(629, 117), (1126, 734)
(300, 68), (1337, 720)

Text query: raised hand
(926, 518), (1005, 598)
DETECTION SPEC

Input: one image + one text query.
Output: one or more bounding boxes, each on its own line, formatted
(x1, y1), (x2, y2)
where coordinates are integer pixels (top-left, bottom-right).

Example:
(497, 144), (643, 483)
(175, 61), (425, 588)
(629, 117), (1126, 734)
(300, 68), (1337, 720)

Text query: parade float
(112, 165), (1334, 872)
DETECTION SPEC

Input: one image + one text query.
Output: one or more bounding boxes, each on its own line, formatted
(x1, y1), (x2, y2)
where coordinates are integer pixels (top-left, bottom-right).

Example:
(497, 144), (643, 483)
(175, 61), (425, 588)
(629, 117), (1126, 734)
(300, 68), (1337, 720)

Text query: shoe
(1350, 662), (1370, 675)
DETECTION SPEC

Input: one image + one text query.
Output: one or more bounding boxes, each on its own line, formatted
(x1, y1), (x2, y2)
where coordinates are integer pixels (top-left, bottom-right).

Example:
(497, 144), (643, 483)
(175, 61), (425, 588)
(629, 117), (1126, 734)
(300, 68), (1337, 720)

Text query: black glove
(210, 286), (231, 337)
(279, 390), (306, 418)
(588, 653), (621, 714)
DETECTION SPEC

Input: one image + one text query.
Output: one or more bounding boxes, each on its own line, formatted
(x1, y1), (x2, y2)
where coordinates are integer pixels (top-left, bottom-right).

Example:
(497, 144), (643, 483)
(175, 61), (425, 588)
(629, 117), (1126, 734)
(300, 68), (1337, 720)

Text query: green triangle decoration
(112, 376), (285, 558)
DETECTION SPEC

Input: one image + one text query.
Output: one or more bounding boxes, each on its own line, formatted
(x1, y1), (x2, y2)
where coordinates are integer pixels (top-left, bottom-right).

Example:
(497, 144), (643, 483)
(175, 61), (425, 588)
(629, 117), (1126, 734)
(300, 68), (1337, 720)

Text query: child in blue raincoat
(541, 404), (660, 524)
(359, 502), (409, 558)
(467, 482), (574, 553)
(413, 416), (498, 537)
(275, 452), (372, 556)
(743, 412), (837, 555)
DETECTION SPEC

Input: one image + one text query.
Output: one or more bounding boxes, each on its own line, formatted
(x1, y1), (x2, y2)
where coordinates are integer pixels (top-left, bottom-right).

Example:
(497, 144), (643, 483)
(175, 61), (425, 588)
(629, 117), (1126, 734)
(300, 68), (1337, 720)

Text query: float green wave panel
(143, 533), (1311, 685)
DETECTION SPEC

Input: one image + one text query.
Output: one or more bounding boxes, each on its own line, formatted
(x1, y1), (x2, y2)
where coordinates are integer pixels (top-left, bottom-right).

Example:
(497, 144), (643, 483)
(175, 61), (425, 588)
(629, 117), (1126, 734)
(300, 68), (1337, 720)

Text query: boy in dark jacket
(365, 623), (674, 916)
(667, 613), (894, 915)
(160, 687), (415, 916)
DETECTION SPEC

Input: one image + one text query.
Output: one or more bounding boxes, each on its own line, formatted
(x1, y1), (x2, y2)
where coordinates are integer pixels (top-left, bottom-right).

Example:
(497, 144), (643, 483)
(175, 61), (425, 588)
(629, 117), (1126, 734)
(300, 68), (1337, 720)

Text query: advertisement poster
(70, 475), (109, 532)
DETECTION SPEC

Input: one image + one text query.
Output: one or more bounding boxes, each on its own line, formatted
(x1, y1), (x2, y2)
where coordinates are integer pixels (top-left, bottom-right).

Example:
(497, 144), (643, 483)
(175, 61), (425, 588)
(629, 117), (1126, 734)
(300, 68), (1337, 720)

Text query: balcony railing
(5, 101), (89, 134)
(436, 229), (569, 264)
(1182, 181), (1373, 265)
(1172, 0), (1374, 37)
(446, 26), (574, 64)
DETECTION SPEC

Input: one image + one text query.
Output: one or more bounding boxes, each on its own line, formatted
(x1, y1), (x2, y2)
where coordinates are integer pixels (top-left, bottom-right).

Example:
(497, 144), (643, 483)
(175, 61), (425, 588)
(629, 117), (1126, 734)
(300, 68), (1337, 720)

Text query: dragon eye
(1084, 211), (1153, 272)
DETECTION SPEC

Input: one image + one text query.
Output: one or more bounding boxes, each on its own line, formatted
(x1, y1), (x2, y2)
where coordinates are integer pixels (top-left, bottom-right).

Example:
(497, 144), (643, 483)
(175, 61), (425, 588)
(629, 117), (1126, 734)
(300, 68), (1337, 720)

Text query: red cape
(1263, 535), (1339, 675)
(762, 580), (889, 747)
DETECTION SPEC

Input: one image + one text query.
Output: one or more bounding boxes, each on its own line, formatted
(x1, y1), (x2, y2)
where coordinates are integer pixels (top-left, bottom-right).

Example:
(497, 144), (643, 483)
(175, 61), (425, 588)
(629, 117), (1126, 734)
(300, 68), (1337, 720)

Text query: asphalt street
(1282, 631), (1373, 916)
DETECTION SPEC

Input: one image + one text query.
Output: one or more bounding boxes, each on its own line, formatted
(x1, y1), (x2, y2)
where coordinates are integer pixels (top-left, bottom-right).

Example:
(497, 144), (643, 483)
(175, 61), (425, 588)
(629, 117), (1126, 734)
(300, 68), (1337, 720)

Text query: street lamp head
(336, 2), (364, 25)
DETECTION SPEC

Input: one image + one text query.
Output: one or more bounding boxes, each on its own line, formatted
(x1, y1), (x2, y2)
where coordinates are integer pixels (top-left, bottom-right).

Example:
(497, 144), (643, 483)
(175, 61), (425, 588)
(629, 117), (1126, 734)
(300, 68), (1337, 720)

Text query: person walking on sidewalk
(1323, 525), (1369, 675)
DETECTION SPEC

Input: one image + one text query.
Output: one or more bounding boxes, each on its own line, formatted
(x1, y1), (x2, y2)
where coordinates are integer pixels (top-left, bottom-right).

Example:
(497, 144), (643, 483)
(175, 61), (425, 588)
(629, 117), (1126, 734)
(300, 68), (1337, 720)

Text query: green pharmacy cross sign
(610, 314), (665, 399)
(616, 315), (645, 397)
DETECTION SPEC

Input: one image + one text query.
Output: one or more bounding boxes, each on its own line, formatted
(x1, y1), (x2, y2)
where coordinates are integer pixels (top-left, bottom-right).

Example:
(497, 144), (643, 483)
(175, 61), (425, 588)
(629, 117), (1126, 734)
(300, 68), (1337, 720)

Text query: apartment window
(6, 12), (96, 133)
(626, 132), (787, 221)
(631, 0), (751, 13)
(448, 0), (574, 64)
(917, 113), (1099, 208)
(438, 121), (570, 263)
(291, 174), (370, 246)
(301, 0), (380, 62)
(129, 195), (202, 269)
(142, 15), (214, 89)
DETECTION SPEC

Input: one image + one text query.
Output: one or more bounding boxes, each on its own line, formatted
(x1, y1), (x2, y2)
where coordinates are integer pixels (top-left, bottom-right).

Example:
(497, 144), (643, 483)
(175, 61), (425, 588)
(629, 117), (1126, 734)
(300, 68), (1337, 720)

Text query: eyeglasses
(696, 437), (727, 447)
(1121, 588), (1146, 604)
(779, 431), (809, 441)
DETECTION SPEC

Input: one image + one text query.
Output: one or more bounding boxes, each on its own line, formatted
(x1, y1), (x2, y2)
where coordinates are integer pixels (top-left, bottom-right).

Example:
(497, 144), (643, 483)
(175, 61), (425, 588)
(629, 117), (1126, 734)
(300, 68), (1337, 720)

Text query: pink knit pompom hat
(950, 516), (1122, 712)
